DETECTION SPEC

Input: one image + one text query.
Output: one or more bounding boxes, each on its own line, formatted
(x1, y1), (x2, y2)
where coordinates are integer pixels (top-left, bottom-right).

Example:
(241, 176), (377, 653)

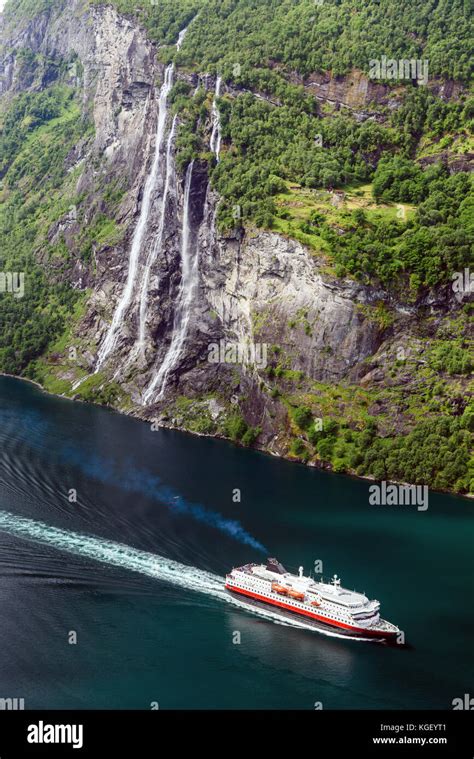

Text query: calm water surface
(0, 376), (472, 709)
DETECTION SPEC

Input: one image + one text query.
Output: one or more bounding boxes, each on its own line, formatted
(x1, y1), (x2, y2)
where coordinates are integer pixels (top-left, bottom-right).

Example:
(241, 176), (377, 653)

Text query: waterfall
(206, 75), (223, 257)
(96, 63), (175, 370)
(137, 113), (178, 350)
(209, 75), (222, 161)
(176, 26), (188, 50)
(96, 21), (193, 370)
(143, 160), (198, 403)
(142, 72), (223, 403)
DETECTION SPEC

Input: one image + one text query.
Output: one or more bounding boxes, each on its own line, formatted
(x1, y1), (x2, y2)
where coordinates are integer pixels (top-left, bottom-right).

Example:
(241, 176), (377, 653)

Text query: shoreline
(1, 371), (472, 502)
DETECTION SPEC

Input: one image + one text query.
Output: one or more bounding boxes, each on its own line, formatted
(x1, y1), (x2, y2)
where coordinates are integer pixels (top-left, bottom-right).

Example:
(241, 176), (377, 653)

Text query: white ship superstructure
(226, 558), (399, 639)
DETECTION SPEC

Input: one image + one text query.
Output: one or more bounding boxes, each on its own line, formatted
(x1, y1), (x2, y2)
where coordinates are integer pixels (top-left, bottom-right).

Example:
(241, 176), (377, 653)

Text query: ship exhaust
(0, 511), (381, 642)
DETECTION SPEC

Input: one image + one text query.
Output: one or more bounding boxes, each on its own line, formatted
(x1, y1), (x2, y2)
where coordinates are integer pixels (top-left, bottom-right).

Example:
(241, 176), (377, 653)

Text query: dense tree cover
(88, 0), (203, 48)
(359, 417), (473, 493)
(0, 269), (78, 374)
(169, 82), (211, 171)
(390, 88), (474, 154)
(322, 168), (472, 287)
(0, 86), (85, 374)
(89, 0), (473, 82)
(373, 156), (436, 202)
(224, 411), (260, 446)
(2, 0), (62, 24)
(178, 0), (473, 82)
(211, 94), (397, 228)
(428, 341), (473, 375)
(294, 411), (473, 493)
(205, 86), (472, 291)
(291, 405), (313, 430)
(0, 87), (70, 178)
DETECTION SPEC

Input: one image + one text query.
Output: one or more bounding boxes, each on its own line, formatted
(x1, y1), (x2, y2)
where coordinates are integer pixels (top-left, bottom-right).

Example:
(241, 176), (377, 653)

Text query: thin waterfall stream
(144, 161), (198, 403)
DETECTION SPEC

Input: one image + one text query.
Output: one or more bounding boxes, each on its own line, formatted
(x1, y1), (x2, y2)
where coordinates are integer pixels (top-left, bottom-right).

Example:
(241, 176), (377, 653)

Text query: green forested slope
(1, 0), (472, 493)
(84, 0), (473, 81)
(0, 87), (87, 373)
(179, 0), (473, 80)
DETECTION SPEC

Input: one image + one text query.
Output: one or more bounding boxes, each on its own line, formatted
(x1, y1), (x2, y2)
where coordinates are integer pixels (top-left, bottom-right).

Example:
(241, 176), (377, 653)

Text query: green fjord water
(0, 375), (472, 709)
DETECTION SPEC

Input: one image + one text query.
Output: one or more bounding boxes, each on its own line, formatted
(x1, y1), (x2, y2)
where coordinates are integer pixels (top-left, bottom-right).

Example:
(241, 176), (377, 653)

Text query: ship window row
(232, 581), (358, 624)
(237, 576), (367, 613)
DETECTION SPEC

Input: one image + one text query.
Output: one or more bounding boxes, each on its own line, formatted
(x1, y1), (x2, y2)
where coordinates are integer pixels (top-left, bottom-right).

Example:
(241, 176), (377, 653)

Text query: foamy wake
(0, 511), (371, 641)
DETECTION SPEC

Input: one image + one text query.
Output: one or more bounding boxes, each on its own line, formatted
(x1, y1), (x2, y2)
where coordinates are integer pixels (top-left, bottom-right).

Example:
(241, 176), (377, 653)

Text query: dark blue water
(0, 376), (472, 709)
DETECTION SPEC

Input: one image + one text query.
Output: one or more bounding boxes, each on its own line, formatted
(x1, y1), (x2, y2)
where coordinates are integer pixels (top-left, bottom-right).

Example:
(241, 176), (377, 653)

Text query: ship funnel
(266, 558), (287, 575)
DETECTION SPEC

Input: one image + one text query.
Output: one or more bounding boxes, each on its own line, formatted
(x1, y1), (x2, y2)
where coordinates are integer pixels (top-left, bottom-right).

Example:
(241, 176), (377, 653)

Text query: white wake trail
(0, 510), (223, 592)
(0, 511), (371, 641)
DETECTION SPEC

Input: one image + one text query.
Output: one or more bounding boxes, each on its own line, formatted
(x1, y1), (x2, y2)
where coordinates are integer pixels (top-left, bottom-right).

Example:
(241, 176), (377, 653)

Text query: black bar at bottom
(0, 710), (471, 756)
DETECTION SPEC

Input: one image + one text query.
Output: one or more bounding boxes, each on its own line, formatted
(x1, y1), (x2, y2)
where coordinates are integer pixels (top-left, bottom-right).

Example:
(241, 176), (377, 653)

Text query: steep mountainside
(0, 0), (473, 495)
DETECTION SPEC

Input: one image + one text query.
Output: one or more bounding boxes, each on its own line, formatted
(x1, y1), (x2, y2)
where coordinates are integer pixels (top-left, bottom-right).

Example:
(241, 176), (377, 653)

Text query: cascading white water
(133, 22), (196, 353)
(143, 74), (225, 403)
(204, 75), (223, 264)
(143, 160), (198, 403)
(176, 26), (188, 50)
(209, 75), (222, 160)
(96, 63), (175, 370)
(137, 114), (178, 350)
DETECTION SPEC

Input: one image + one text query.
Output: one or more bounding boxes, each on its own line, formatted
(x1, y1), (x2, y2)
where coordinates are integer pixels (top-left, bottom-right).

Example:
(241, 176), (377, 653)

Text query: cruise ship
(226, 558), (400, 640)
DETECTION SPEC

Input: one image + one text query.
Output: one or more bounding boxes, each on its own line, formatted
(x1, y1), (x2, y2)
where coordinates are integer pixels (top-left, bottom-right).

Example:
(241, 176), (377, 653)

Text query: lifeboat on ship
(310, 598), (322, 606)
(288, 589), (305, 600)
(272, 583), (288, 595)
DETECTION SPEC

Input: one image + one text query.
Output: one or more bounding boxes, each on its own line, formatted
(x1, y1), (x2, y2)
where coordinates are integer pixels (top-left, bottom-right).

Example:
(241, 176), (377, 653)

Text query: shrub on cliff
(291, 405), (313, 431)
(224, 413), (248, 442)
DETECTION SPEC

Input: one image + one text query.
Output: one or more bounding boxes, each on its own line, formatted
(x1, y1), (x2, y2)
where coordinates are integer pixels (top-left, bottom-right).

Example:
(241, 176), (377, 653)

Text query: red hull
(226, 582), (396, 639)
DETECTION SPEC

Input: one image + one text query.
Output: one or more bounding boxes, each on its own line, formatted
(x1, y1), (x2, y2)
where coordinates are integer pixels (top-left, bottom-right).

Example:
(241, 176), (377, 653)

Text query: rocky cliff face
(86, 157), (389, 411)
(201, 226), (385, 382)
(1, 1), (470, 480)
(0, 4), (381, 399)
(301, 69), (465, 115)
(1, 0), (179, 248)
